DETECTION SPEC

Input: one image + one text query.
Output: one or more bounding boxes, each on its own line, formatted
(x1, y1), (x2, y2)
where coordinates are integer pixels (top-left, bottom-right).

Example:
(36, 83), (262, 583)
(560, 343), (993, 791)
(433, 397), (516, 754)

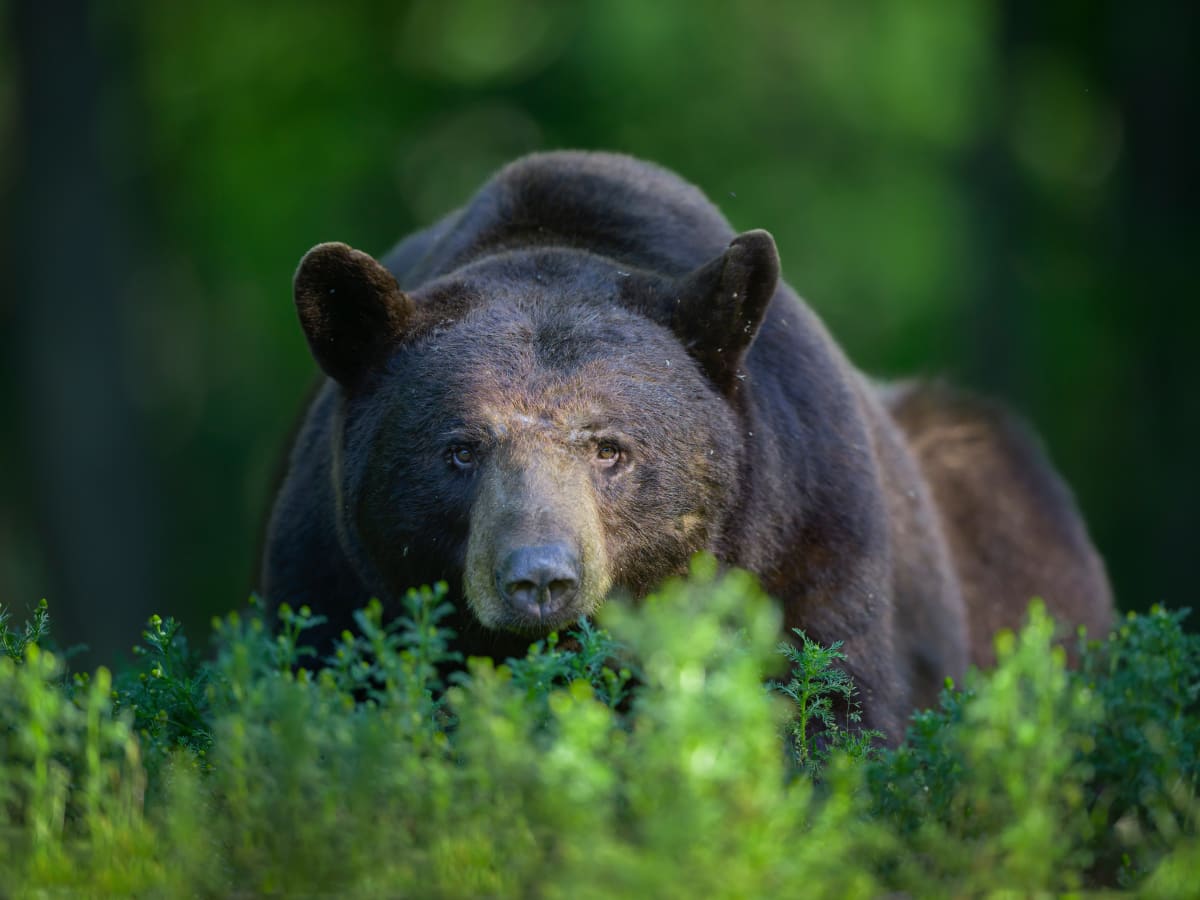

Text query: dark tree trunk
(9, 0), (159, 663)
(1107, 0), (1200, 609)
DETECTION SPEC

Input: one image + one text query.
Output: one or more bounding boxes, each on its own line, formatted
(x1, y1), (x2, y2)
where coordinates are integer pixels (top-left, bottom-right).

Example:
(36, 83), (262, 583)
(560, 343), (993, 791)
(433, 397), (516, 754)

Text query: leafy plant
(1081, 606), (1200, 884)
(112, 613), (212, 770)
(0, 571), (1196, 896)
(501, 615), (636, 711)
(0, 598), (51, 662)
(771, 630), (883, 776)
(868, 603), (1103, 892)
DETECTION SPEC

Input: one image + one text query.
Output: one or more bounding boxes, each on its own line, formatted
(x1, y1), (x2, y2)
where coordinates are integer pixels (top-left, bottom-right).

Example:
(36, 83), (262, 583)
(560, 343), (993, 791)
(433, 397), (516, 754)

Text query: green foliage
(0, 598), (51, 662)
(771, 630), (884, 775)
(320, 585), (459, 721)
(502, 616), (635, 712)
(112, 613), (212, 769)
(869, 603), (1103, 892)
(0, 575), (1196, 896)
(1082, 607), (1200, 884)
(0, 644), (153, 893)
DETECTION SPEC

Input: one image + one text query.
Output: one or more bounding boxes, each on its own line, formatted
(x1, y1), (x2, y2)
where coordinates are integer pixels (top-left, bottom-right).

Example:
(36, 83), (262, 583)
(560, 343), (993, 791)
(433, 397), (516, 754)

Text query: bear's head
(292, 232), (779, 634)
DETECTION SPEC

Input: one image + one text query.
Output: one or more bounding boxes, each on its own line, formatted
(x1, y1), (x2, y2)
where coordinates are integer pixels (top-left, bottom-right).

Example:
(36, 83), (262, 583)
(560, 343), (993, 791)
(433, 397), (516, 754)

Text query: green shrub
(0, 642), (155, 893)
(0, 598), (51, 662)
(112, 613), (213, 773)
(0, 567), (1196, 897)
(869, 604), (1103, 892)
(771, 629), (883, 776)
(1083, 607), (1200, 885)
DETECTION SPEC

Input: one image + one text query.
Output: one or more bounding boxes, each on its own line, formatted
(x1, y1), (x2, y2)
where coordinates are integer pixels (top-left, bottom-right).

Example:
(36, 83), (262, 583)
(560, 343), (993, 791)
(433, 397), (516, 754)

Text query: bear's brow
(447, 408), (620, 442)
(438, 420), (491, 443)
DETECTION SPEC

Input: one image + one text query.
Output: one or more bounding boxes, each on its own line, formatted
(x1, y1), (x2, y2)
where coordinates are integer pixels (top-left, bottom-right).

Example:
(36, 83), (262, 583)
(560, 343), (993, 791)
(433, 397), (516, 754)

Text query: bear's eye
(448, 445), (476, 470)
(595, 441), (621, 466)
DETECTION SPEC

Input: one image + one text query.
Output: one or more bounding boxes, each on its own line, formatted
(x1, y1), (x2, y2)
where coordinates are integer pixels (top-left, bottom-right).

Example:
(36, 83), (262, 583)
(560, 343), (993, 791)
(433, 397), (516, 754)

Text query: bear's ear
(667, 229), (780, 393)
(293, 242), (415, 388)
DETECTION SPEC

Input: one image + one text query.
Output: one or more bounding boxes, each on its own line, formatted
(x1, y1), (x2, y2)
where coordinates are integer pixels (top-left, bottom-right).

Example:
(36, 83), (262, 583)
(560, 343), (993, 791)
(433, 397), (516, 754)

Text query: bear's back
(397, 151), (739, 285)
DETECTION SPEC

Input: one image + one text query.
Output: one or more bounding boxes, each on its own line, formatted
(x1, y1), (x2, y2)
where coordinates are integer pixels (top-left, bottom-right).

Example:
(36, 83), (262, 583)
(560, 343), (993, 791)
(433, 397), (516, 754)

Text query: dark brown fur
(882, 381), (1113, 667)
(261, 151), (1113, 742)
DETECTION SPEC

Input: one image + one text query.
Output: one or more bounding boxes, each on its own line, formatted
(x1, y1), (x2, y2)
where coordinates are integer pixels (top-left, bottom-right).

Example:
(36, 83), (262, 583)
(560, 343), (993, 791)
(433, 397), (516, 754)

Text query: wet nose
(496, 543), (581, 619)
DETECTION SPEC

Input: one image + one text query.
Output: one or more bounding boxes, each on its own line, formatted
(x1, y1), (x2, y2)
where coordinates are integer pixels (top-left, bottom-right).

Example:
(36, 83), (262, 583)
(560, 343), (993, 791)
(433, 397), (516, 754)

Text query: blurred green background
(2, 0), (1196, 663)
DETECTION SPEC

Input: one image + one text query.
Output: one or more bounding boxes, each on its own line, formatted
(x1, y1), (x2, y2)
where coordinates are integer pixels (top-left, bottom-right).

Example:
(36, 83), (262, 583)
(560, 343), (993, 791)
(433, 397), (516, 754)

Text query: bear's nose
(496, 543), (581, 619)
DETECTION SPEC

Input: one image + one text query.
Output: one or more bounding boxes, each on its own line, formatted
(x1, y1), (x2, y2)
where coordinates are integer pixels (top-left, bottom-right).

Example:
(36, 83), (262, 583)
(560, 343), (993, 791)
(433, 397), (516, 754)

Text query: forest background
(1, 0), (1196, 663)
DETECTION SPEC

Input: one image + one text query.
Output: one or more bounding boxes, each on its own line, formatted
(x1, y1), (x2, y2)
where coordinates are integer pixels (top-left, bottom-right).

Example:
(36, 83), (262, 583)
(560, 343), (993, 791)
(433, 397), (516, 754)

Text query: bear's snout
(464, 451), (611, 633)
(495, 542), (581, 620)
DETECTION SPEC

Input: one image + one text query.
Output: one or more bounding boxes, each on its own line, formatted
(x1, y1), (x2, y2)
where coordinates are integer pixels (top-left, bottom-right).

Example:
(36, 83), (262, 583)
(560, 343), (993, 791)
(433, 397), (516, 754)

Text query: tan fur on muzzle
(464, 448), (611, 632)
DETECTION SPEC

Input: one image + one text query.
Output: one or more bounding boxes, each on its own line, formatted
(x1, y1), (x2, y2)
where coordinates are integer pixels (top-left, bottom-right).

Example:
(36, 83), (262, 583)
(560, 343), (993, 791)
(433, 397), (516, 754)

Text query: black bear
(261, 151), (1113, 740)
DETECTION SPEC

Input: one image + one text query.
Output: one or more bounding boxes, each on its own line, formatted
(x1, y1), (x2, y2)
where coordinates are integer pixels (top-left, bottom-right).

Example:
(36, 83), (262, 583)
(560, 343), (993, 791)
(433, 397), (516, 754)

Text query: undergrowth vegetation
(1, 559), (1197, 897)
